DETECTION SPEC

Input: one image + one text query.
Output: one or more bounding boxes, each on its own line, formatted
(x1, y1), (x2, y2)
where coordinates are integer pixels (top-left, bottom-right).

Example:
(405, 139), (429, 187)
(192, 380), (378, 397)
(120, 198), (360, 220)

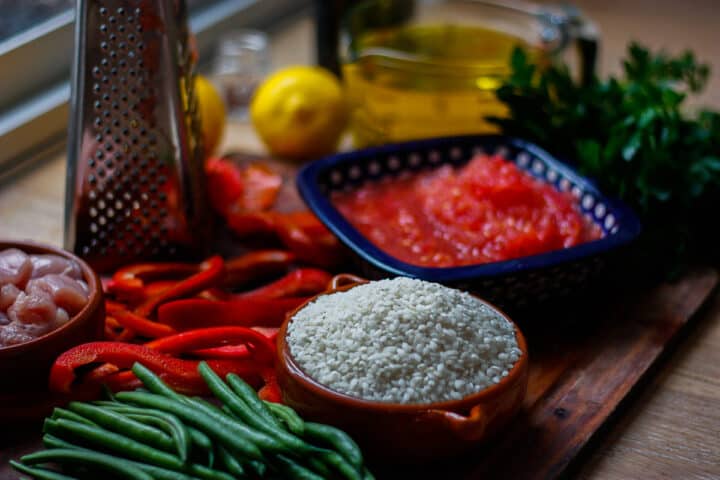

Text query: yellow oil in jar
(343, 24), (541, 146)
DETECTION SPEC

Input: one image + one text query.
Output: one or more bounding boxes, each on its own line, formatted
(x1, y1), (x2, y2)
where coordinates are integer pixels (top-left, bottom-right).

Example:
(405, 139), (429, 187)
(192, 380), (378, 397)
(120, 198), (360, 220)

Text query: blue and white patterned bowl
(297, 135), (641, 308)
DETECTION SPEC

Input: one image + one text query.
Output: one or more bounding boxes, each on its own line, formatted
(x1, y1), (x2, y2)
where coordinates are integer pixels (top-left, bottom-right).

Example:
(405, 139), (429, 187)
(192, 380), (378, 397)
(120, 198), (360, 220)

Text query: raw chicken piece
(26, 274), (89, 316)
(0, 311), (9, 326)
(0, 284), (21, 311)
(0, 322), (52, 346)
(30, 254), (83, 280)
(0, 249), (32, 288)
(7, 291), (58, 325)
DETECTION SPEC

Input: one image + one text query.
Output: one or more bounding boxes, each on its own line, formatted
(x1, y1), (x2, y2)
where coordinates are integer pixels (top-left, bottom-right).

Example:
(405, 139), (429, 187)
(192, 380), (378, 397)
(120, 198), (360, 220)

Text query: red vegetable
(107, 262), (198, 301)
(205, 157), (282, 217)
(239, 268), (332, 299)
(223, 250), (296, 288)
(157, 297), (307, 330)
(49, 342), (264, 394)
(134, 256), (225, 317)
(143, 327), (275, 364)
(109, 308), (178, 339)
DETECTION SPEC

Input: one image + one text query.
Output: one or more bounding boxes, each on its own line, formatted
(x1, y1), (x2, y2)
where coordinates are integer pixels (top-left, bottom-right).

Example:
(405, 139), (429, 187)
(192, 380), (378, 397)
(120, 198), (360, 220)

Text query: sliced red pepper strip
(164, 327), (278, 360)
(258, 370), (282, 403)
(107, 262), (199, 299)
(238, 268), (332, 299)
(134, 256), (225, 318)
(111, 308), (178, 339)
(223, 250), (296, 288)
(49, 342), (263, 394)
(206, 157), (282, 217)
(157, 297), (308, 330)
(190, 345), (250, 360)
(89, 360), (264, 395)
(197, 288), (231, 301)
(143, 327), (275, 364)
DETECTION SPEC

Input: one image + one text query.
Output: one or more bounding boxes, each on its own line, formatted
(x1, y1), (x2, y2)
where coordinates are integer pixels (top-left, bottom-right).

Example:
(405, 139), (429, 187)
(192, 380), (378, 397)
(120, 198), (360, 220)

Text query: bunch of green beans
(11, 362), (374, 480)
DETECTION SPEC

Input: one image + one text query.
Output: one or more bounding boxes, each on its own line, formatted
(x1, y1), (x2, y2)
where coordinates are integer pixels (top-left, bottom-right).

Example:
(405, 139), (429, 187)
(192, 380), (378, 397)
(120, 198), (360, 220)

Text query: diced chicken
(30, 254), (83, 280)
(0, 311), (9, 326)
(0, 248), (32, 288)
(7, 291), (58, 325)
(26, 274), (89, 316)
(0, 322), (52, 346)
(0, 284), (21, 311)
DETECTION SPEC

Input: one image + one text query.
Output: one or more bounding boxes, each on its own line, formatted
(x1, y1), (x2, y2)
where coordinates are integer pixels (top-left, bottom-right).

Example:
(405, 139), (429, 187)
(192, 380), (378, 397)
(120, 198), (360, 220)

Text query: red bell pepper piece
(238, 268), (332, 299)
(110, 308), (178, 339)
(134, 256), (225, 318)
(143, 327), (275, 364)
(157, 297), (307, 330)
(206, 157), (282, 217)
(107, 262), (198, 300)
(197, 288), (232, 301)
(225, 211), (345, 268)
(223, 250), (296, 288)
(49, 342), (263, 394)
(187, 327), (279, 359)
(258, 370), (283, 403)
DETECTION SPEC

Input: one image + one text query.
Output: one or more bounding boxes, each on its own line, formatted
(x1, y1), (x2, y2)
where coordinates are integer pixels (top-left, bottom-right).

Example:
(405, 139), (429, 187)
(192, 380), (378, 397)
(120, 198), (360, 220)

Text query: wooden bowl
(276, 275), (529, 463)
(0, 240), (104, 417)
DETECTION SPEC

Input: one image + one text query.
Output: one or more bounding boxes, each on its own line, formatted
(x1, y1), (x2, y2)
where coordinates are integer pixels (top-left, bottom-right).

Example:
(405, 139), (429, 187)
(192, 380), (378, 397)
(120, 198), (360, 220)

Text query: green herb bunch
(489, 43), (720, 273)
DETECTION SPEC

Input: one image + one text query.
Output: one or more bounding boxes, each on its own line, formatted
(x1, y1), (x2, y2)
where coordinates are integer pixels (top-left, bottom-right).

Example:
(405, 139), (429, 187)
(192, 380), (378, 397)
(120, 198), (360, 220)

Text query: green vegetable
(305, 421), (364, 471)
(10, 460), (79, 480)
(264, 400), (305, 435)
(20, 448), (154, 480)
(227, 372), (282, 428)
(43, 418), (185, 470)
(488, 43), (720, 271)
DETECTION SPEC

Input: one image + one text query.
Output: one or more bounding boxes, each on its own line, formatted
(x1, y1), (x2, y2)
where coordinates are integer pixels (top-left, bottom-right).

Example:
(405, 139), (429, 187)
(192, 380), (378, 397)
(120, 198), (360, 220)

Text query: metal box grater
(65, 0), (208, 273)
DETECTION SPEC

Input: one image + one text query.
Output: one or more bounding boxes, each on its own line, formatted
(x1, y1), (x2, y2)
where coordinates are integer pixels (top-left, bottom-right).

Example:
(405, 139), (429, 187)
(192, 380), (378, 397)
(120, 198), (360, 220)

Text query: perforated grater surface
(65, 0), (208, 273)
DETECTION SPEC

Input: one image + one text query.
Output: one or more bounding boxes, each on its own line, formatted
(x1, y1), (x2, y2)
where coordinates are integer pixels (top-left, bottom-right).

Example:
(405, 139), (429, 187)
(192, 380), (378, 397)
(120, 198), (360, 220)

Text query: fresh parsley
(489, 43), (720, 272)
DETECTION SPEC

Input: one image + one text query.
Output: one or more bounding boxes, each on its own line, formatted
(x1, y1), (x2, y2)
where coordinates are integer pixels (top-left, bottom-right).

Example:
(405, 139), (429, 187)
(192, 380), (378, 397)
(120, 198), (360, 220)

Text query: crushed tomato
(332, 154), (603, 267)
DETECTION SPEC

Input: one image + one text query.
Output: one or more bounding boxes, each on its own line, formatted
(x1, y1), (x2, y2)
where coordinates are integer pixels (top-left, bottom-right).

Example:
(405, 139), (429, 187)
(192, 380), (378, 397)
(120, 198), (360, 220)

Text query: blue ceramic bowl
(297, 135), (641, 308)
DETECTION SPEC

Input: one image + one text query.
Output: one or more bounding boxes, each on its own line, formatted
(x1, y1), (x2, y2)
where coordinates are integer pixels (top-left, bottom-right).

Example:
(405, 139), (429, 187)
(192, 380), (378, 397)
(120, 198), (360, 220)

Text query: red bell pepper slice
(223, 250), (296, 288)
(206, 157), (282, 217)
(49, 342), (264, 394)
(134, 256), (225, 317)
(157, 297), (307, 330)
(184, 327), (279, 359)
(258, 370), (283, 403)
(107, 262), (198, 300)
(238, 268), (332, 299)
(143, 327), (275, 364)
(110, 308), (178, 339)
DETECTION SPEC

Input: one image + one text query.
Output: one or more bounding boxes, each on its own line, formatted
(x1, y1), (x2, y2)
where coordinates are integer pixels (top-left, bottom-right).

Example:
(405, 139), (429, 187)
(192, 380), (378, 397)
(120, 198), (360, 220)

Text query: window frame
(0, 0), (311, 183)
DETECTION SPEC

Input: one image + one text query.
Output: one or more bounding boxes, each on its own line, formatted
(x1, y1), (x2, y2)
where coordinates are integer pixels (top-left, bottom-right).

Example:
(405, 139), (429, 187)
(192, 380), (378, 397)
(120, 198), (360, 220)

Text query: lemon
(250, 66), (347, 160)
(195, 74), (226, 156)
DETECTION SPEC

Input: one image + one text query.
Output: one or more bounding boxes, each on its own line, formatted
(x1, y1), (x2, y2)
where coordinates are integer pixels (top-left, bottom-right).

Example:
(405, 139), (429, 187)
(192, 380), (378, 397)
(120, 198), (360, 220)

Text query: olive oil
(343, 24), (541, 146)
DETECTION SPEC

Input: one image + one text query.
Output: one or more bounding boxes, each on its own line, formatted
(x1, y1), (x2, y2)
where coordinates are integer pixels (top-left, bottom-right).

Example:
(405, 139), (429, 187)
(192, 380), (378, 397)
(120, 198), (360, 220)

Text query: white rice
(286, 277), (522, 404)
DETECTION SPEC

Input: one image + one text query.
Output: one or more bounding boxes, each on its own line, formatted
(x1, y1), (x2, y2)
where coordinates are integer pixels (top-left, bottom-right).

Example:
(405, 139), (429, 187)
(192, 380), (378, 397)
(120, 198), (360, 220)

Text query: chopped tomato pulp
(332, 154), (603, 267)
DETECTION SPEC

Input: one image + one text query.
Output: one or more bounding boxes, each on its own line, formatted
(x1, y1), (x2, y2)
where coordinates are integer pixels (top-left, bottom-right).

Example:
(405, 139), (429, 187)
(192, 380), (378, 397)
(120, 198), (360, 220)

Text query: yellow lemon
(250, 66), (347, 160)
(195, 74), (226, 156)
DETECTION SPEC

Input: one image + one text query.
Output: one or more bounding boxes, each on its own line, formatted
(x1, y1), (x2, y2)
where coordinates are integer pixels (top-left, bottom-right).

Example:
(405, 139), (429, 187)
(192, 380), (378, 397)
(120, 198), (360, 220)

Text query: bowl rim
(297, 134), (642, 282)
(278, 280), (529, 413)
(0, 239), (103, 355)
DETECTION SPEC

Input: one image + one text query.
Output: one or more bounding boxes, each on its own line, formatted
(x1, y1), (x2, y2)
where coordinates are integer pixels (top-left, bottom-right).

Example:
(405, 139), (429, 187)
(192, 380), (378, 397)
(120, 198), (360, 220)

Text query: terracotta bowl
(0, 240), (104, 415)
(276, 275), (529, 463)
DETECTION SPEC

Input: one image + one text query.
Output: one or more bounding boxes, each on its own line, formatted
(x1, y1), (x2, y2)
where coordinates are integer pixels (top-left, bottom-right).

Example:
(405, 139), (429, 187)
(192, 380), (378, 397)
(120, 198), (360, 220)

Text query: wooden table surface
(1, 1), (719, 478)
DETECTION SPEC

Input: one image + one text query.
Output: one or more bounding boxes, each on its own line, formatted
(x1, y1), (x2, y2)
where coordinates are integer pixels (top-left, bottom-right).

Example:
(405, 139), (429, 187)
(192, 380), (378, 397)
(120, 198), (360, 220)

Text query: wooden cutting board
(0, 153), (717, 479)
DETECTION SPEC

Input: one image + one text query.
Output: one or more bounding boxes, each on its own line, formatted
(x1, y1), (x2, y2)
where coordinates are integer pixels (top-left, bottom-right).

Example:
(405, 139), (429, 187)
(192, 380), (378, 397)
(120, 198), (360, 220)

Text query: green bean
(244, 460), (268, 477)
(131, 362), (185, 401)
(226, 373), (281, 428)
(20, 448), (153, 480)
(43, 418), (184, 470)
(123, 412), (191, 462)
(363, 467), (376, 480)
(316, 449), (363, 480)
(275, 454), (325, 480)
(304, 421), (364, 471)
(217, 445), (247, 478)
(264, 401), (305, 436)
(42, 434), (79, 450)
(187, 426), (215, 467)
(125, 462), (200, 480)
(9, 460), (79, 480)
(116, 391), (265, 461)
(67, 402), (176, 455)
(198, 362), (313, 453)
(50, 408), (96, 427)
(92, 402), (192, 462)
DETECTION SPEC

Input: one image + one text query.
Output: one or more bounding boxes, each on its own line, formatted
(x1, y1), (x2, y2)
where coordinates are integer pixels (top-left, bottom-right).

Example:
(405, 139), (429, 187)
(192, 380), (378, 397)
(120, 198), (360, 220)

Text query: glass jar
(340, 0), (598, 146)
